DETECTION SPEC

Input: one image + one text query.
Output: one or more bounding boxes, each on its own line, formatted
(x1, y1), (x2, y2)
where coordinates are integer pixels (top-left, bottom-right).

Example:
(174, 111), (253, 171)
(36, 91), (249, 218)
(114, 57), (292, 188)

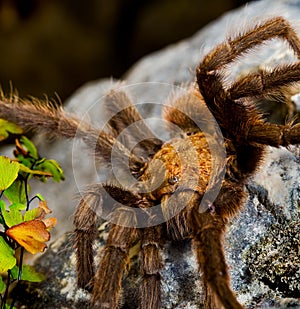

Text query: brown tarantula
(1, 16), (300, 309)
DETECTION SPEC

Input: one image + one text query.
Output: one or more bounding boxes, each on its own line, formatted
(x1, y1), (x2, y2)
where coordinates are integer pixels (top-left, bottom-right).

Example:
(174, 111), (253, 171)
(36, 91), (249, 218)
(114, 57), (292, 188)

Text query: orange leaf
(6, 220), (50, 254)
(42, 217), (57, 230)
(38, 200), (51, 214)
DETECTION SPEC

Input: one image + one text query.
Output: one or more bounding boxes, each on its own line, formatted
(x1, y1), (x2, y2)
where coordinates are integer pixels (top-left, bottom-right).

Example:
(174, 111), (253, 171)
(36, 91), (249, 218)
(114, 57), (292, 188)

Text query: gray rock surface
(14, 0), (300, 308)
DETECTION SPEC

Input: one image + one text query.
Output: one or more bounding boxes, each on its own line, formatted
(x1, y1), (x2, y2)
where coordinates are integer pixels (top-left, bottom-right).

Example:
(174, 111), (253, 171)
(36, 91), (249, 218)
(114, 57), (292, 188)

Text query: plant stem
(10, 176), (29, 309)
(28, 195), (40, 205)
(9, 247), (24, 309)
(0, 191), (5, 228)
(24, 177), (30, 211)
(1, 269), (11, 309)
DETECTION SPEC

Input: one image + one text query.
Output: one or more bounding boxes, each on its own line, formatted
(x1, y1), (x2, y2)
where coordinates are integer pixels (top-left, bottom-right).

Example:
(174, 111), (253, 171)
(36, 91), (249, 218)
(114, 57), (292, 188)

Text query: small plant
(0, 120), (64, 309)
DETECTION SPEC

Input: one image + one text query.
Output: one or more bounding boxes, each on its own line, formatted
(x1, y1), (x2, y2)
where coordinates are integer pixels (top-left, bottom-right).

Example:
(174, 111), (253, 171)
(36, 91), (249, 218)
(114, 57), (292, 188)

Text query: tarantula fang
(0, 16), (300, 309)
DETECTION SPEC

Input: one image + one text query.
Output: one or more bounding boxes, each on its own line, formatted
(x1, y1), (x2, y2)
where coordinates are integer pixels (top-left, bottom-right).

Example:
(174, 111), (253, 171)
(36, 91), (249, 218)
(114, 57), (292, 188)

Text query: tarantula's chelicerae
(1, 17), (300, 309)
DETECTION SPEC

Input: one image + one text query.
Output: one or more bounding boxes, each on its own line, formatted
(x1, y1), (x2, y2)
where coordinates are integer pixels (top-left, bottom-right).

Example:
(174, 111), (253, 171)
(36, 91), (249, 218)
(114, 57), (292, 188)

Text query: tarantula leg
(74, 191), (101, 291)
(247, 121), (300, 147)
(104, 89), (146, 134)
(104, 89), (162, 158)
(189, 183), (246, 309)
(92, 207), (140, 309)
(197, 16), (300, 103)
(198, 16), (300, 74)
(212, 180), (247, 217)
(0, 95), (145, 173)
(228, 64), (300, 100)
(192, 212), (243, 309)
(139, 225), (163, 309)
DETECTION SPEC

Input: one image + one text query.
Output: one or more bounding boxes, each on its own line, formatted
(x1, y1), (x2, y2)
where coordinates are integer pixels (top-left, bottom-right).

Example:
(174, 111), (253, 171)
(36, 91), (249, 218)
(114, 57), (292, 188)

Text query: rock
(13, 0), (300, 308)
(225, 147), (300, 308)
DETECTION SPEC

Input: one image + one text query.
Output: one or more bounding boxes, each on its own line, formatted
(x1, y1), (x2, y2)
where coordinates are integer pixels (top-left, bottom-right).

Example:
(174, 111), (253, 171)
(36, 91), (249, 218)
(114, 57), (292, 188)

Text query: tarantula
(1, 16), (300, 309)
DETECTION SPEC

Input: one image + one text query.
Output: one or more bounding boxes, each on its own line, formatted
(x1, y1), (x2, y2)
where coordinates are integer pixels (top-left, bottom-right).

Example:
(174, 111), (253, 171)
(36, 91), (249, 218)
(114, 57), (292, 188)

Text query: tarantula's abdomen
(142, 132), (212, 200)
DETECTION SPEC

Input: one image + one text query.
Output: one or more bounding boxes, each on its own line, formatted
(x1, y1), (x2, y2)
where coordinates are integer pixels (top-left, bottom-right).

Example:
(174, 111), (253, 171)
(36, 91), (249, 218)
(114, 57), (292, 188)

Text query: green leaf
(19, 136), (38, 159)
(35, 159), (65, 182)
(11, 264), (45, 282)
(23, 208), (40, 222)
(4, 179), (29, 204)
(15, 156), (34, 170)
(1, 202), (26, 228)
(9, 202), (26, 211)
(0, 199), (6, 211)
(4, 304), (17, 309)
(1, 208), (23, 227)
(0, 119), (23, 141)
(0, 157), (20, 191)
(0, 275), (6, 293)
(0, 200), (5, 225)
(0, 236), (16, 272)
(18, 163), (53, 177)
(36, 193), (45, 201)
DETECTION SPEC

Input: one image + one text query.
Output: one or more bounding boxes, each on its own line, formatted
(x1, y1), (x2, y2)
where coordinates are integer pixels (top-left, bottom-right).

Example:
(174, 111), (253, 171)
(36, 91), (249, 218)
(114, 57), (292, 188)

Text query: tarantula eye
(185, 131), (197, 136)
(168, 175), (179, 185)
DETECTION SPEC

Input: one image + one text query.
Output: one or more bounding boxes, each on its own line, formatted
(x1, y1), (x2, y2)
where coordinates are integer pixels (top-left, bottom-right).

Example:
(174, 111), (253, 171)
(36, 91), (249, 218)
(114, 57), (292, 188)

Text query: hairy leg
(228, 64), (300, 100)
(104, 89), (162, 158)
(187, 181), (246, 309)
(247, 120), (300, 147)
(197, 17), (300, 103)
(74, 184), (145, 303)
(192, 211), (243, 309)
(139, 225), (163, 309)
(0, 95), (145, 173)
(92, 207), (140, 309)
(74, 191), (101, 290)
(73, 183), (124, 291)
(162, 189), (244, 308)
(196, 17), (300, 139)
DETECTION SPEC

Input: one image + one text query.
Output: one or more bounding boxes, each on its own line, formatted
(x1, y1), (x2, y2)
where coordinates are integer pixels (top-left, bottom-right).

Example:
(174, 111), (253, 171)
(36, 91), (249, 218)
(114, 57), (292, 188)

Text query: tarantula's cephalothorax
(1, 16), (300, 309)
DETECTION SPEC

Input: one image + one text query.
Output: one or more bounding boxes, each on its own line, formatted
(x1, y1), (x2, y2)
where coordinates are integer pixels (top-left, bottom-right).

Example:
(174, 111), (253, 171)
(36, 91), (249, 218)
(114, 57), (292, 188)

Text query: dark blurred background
(0, 0), (252, 101)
